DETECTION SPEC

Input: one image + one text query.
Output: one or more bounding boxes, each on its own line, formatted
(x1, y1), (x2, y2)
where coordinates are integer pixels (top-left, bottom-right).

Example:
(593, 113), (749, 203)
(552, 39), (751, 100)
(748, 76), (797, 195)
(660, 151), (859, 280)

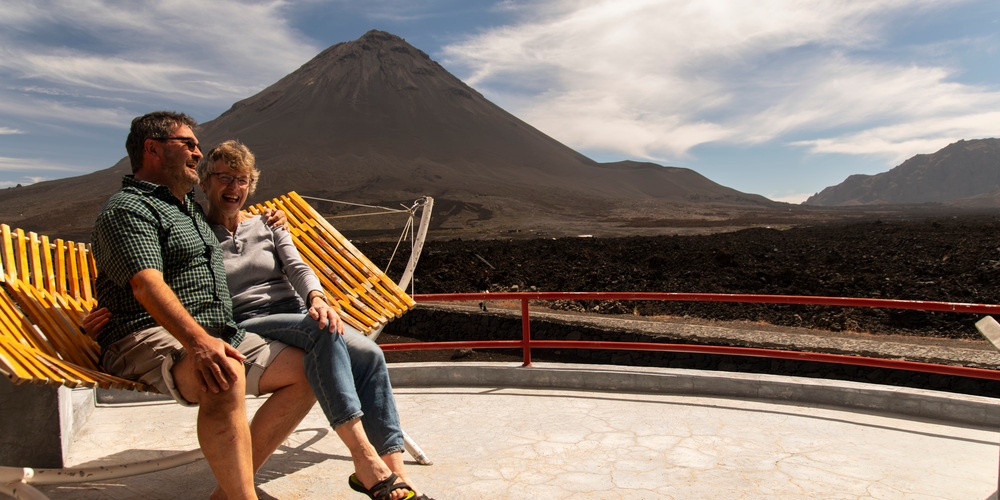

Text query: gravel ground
(361, 214), (1000, 341)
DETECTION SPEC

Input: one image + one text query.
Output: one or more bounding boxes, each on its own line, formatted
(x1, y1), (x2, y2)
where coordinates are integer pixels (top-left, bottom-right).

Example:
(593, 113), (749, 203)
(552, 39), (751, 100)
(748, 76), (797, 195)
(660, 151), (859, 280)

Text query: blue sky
(1, 0), (998, 203)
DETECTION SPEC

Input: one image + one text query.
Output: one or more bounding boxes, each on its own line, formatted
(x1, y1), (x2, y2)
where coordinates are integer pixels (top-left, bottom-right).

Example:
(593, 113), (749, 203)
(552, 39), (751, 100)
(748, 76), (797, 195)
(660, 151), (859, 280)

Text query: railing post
(973, 316), (1000, 496)
(521, 298), (532, 366)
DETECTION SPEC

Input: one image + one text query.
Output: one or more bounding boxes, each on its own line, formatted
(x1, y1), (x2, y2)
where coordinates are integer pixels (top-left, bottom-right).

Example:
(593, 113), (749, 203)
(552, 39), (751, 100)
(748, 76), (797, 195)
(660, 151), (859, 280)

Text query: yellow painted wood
(55, 239), (67, 296)
(15, 228), (29, 284)
(0, 190), (411, 394)
(1, 224), (14, 282)
(29, 232), (44, 290)
(41, 235), (56, 294)
(248, 191), (415, 334)
(67, 239), (81, 299)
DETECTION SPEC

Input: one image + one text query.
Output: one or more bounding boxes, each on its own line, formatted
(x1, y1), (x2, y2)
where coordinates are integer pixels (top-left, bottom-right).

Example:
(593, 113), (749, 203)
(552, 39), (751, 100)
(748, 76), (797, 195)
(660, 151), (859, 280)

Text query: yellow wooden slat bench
(246, 191), (416, 333)
(0, 192), (422, 500)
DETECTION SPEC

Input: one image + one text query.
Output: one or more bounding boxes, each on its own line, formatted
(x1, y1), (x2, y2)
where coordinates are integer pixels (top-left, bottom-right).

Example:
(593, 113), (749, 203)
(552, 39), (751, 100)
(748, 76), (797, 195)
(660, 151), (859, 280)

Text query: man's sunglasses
(153, 136), (201, 151)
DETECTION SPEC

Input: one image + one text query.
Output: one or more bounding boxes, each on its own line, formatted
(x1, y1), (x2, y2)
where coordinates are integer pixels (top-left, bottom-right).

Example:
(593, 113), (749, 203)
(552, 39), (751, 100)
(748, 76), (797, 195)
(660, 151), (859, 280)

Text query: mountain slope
(804, 138), (1000, 206)
(0, 30), (778, 241)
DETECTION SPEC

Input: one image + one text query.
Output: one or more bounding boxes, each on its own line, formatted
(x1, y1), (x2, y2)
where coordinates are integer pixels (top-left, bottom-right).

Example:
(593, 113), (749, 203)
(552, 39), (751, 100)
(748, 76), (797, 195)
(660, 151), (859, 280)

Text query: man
(92, 112), (412, 500)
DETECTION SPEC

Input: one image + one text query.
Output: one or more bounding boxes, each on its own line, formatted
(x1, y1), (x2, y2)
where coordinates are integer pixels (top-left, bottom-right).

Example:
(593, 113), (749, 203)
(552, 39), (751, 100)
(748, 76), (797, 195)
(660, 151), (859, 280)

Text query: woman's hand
(82, 307), (112, 339)
(307, 291), (344, 335)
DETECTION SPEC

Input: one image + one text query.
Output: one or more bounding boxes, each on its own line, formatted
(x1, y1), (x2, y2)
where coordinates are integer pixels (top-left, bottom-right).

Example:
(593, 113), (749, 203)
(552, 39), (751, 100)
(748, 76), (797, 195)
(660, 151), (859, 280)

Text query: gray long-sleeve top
(211, 216), (321, 318)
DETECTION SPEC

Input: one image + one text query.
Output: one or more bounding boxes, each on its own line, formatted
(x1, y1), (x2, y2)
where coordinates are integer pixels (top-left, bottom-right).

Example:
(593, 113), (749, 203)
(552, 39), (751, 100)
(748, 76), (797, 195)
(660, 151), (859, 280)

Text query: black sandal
(349, 472), (416, 500)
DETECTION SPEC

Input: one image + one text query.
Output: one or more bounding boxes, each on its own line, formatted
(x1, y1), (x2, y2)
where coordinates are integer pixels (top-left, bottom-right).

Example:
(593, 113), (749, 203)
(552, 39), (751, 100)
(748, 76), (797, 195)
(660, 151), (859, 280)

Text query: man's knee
(173, 355), (247, 405)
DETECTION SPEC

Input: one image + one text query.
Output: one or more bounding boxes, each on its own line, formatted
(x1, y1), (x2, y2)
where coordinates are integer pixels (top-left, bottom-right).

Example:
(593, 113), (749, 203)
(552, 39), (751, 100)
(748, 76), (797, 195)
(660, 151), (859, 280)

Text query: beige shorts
(101, 326), (288, 407)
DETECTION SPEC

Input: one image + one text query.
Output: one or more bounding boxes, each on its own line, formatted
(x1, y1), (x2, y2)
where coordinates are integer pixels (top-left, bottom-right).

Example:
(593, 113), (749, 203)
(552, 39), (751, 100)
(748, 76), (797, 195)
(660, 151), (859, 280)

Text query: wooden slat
(278, 195), (408, 316)
(77, 242), (94, 303)
(41, 235), (56, 295)
(0, 334), (62, 385)
(55, 239), (67, 296)
(0, 224), (14, 282)
(29, 232), (43, 290)
(0, 289), (150, 392)
(0, 285), (56, 354)
(5, 281), (77, 360)
(309, 223), (407, 314)
(0, 337), (42, 384)
(297, 224), (402, 319)
(29, 283), (99, 367)
(13, 280), (99, 368)
(1, 334), (119, 390)
(283, 209), (393, 325)
(67, 239), (81, 299)
(0, 225), (157, 393)
(291, 232), (385, 329)
(288, 192), (415, 309)
(247, 192), (415, 335)
(14, 228), (29, 284)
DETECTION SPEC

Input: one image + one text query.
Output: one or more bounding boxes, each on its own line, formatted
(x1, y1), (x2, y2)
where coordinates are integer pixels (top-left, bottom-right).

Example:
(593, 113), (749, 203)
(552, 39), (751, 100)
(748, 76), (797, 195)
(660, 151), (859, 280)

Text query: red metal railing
(376, 292), (1000, 381)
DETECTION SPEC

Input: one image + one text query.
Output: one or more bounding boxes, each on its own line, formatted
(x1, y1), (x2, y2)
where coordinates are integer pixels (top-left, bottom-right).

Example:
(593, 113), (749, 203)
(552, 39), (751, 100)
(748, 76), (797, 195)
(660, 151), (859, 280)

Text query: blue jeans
(238, 313), (404, 455)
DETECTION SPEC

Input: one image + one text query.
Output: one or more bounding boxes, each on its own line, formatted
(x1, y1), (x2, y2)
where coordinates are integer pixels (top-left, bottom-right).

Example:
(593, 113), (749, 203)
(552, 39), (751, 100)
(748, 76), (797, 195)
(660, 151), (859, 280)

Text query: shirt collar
(122, 175), (196, 206)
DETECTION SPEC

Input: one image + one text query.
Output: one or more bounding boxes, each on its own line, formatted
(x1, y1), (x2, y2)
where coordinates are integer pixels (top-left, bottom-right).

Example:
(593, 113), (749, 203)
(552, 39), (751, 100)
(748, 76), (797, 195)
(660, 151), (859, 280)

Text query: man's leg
(102, 328), (258, 500)
(239, 315), (412, 499)
(247, 346), (316, 472)
(172, 354), (256, 500)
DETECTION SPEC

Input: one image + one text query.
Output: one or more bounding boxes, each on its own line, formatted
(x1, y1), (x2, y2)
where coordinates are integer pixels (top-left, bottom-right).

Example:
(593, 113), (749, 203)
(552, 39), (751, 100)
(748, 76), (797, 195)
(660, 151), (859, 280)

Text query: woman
(198, 140), (433, 500)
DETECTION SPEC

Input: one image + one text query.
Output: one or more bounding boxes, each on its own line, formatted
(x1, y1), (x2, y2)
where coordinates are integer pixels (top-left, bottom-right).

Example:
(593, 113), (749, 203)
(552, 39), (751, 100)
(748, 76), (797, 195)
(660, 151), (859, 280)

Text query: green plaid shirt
(92, 176), (244, 351)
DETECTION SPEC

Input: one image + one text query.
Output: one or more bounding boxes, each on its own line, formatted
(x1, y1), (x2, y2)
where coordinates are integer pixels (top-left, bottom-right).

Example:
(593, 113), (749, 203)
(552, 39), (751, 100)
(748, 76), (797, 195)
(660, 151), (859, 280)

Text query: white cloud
(0, 0), (320, 121)
(0, 0), (332, 187)
(443, 0), (996, 165)
(0, 90), (134, 128)
(0, 156), (82, 173)
(792, 110), (1000, 163)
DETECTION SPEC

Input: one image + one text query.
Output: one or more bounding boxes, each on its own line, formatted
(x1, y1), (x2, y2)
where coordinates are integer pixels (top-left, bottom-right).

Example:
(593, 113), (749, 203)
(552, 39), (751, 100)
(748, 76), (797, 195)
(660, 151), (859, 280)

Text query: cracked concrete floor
(37, 376), (998, 499)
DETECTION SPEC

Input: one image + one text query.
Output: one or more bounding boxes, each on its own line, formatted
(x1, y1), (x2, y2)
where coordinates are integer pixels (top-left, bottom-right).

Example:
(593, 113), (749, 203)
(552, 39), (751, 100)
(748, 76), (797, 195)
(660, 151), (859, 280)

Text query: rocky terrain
(361, 212), (1000, 341)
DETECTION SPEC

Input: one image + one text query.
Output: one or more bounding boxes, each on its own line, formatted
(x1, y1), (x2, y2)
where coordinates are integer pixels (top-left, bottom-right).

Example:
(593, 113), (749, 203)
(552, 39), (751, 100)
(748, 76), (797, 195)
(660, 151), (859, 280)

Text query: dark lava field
(361, 214), (1000, 340)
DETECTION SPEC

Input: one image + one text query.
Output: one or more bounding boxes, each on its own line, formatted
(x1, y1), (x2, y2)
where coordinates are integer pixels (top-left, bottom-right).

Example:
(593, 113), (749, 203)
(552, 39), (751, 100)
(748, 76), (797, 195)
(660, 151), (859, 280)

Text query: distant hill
(0, 30), (781, 241)
(804, 138), (1000, 207)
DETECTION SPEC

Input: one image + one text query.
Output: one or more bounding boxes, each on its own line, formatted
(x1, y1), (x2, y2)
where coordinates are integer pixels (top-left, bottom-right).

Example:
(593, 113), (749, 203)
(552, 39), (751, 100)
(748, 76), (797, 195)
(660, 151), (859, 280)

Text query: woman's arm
(272, 226), (344, 333)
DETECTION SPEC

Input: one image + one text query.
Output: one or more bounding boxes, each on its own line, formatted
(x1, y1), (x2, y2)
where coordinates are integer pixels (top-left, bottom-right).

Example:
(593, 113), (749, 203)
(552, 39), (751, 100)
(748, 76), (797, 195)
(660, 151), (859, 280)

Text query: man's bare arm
(242, 207), (288, 230)
(129, 268), (245, 393)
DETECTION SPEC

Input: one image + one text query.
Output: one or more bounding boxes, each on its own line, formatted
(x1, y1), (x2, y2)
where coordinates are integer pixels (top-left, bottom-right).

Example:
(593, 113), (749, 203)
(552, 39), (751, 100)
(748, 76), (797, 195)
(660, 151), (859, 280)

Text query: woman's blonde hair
(197, 140), (260, 195)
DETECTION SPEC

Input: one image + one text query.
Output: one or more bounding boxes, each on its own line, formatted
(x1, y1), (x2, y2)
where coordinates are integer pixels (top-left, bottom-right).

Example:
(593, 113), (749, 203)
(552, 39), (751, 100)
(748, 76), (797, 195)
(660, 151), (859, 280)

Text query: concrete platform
(27, 362), (1000, 499)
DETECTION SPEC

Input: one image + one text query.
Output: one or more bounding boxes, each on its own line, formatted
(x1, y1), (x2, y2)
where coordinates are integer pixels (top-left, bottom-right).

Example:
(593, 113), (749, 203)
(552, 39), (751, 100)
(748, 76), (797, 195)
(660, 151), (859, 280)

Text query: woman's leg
(342, 328), (430, 496)
(241, 314), (411, 499)
(239, 314), (362, 430)
(343, 327), (404, 455)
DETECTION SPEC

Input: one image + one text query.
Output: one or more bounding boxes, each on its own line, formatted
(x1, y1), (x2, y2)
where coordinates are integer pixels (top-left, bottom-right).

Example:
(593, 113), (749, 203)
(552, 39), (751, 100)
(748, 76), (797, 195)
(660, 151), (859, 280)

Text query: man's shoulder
(96, 189), (155, 223)
(99, 182), (178, 218)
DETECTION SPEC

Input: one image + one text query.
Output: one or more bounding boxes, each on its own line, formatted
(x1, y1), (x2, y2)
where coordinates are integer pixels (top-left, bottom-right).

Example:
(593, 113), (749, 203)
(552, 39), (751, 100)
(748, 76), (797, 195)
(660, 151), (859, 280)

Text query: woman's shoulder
(242, 215), (294, 243)
(237, 214), (270, 231)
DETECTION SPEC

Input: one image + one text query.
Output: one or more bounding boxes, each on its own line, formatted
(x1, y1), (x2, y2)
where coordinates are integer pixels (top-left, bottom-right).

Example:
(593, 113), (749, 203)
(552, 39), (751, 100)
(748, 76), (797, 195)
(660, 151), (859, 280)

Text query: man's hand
(260, 207), (288, 230)
(81, 307), (111, 339)
(187, 335), (246, 394)
(307, 291), (344, 335)
(129, 268), (247, 394)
